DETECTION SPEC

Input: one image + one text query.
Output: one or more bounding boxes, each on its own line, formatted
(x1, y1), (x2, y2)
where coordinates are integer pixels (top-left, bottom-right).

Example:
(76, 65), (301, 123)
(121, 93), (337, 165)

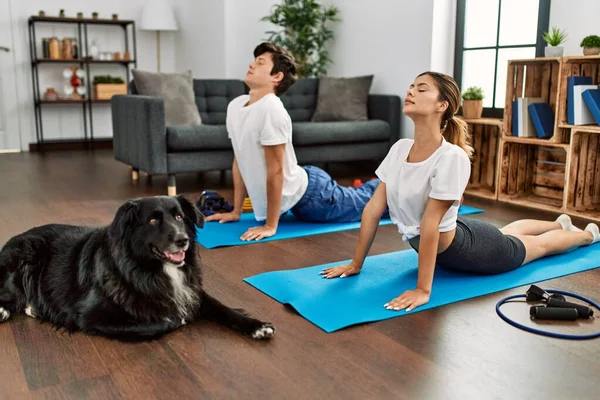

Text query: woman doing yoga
(320, 71), (600, 312)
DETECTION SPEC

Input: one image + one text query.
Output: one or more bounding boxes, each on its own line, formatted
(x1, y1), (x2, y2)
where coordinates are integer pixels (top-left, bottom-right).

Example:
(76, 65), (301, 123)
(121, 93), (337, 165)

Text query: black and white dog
(0, 195), (274, 341)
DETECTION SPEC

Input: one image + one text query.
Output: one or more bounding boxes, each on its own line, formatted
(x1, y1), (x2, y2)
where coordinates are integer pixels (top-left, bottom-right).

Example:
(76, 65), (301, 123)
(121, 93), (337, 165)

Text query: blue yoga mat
(244, 244), (600, 333)
(196, 205), (483, 249)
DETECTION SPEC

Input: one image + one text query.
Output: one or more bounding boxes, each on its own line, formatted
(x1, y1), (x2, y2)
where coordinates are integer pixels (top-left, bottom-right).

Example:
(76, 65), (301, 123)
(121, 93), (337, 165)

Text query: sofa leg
(168, 174), (177, 196)
(131, 167), (139, 181)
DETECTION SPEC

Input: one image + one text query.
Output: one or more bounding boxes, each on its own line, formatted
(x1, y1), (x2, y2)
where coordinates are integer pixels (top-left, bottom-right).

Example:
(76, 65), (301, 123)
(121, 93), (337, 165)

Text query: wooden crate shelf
(498, 142), (567, 210)
(565, 130), (600, 216)
(502, 135), (569, 149)
(493, 55), (600, 222)
(558, 123), (600, 134)
(461, 118), (502, 200)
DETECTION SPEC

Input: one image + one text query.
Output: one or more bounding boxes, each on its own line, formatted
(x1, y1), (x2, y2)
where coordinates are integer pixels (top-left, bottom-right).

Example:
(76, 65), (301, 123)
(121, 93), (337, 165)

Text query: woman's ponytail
(442, 116), (473, 159)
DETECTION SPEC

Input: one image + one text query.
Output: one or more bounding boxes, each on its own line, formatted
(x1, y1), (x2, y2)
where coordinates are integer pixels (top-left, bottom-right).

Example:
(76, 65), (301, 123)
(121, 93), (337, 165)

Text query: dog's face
(109, 195), (204, 267)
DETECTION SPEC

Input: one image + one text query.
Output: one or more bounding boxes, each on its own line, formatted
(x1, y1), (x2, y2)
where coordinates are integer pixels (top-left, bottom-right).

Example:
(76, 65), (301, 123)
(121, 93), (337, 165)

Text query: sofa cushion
(311, 75), (374, 122)
(280, 78), (318, 122)
(292, 120), (389, 146)
(193, 80), (247, 125)
(131, 70), (202, 126)
(167, 125), (231, 152)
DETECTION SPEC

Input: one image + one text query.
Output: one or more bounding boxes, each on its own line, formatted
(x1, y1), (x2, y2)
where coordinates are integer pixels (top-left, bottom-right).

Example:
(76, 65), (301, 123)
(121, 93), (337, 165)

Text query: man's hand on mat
(384, 288), (430, 312)
(240, 225), (277, 241)
(319, 263), (361, 279)
(205, 212), (240, 223)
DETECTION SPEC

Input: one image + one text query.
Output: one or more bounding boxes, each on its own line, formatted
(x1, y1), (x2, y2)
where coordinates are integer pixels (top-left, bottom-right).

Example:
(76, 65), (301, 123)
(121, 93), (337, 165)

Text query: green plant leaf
(461, 86), (485, 100)
(580, 34), (600, 48)
(542, 26), (567, 46)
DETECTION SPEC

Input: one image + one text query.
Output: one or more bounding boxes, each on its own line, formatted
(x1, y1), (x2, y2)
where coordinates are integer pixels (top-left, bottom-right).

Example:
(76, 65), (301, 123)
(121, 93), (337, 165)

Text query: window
(454, 0), (551, 117)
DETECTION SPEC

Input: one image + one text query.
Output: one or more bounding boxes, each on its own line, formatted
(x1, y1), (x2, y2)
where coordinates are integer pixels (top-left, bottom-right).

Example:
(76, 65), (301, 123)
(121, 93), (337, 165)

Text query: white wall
(431, 0), (457, 75)
(10, 0), (177, 149)
(174, 0), (225, 78)
(549, 0), (600, 57)
(324, 0), (436, 139)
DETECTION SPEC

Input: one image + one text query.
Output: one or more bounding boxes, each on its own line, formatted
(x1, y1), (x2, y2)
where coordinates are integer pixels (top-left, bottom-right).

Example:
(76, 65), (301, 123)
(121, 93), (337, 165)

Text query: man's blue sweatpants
(290, 165), (390, 222)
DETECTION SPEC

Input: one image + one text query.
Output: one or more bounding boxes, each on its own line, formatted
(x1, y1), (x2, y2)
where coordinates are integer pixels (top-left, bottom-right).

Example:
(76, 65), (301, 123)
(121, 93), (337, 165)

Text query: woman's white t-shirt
(375, 137), (471, 242)
(226, 93), (308, 221)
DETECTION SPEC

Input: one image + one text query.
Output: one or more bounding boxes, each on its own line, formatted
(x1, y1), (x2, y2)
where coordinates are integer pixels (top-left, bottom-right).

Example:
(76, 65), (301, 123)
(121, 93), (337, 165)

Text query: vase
(544, 46), (564, 57)
(462, 100), (483, 119)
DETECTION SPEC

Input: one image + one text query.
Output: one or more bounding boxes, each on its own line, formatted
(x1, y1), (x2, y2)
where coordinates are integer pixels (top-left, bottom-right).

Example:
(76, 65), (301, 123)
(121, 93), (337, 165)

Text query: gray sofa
(111, 78), (401, 195)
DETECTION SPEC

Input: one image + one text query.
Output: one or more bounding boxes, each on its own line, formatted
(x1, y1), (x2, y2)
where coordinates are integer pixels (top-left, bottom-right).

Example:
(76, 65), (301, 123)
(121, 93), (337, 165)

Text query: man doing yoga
(205, 42), (388, 240)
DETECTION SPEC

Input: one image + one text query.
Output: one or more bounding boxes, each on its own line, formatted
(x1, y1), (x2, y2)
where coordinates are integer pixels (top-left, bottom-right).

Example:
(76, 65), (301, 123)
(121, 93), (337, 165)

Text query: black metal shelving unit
(28, 16), (138, 151)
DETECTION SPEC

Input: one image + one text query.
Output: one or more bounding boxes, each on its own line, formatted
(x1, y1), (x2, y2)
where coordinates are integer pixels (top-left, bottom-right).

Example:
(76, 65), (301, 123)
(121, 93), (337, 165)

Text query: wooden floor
(0, 150), (599, 400)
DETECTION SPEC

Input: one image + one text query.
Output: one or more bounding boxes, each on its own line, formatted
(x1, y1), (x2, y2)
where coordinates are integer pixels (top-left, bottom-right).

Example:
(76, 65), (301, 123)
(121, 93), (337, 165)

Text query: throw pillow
(311, 75), (374, 122)
(131, 69), (202, 126)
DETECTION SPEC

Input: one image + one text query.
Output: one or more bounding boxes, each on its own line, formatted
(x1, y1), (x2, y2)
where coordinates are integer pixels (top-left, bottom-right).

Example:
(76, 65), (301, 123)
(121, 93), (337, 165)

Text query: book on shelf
(512, 97), (544, 137)
(528, 103), (554, 139)
(582, 89), (600, 126)
(572, 85), (598, 125)
(567, 76), (595, 124)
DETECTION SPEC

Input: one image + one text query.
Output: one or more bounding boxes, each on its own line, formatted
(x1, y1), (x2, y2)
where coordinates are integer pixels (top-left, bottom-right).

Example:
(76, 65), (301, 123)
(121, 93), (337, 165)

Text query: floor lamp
(140, 0), (178, 72)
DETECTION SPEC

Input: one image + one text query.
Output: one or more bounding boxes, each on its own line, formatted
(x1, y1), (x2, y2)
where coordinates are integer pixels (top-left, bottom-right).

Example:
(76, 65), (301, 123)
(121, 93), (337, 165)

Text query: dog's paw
(25, 305), (37, 319)
(0, 307), (11, 322)
(251, 323), (275, 340)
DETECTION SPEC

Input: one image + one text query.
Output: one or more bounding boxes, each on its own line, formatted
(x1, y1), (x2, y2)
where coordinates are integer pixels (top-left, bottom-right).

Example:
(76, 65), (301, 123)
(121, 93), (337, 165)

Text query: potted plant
(543, 27), (567, 57)
(580, 35), (600, 56)
(461, 86), (484, 119)
(77, 12), (83, 19)
(38, 10), (45, 17)
(92, 11), (99, 20)
(261, 0), (340, 78)
(112, 13), (119, 21)
(93, 75), (127, 100)
(59, 9), (65, 18)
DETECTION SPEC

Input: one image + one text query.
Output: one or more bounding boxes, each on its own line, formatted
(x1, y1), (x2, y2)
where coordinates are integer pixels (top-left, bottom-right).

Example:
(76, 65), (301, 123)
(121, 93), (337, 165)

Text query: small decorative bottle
(90, 40), (99, 59)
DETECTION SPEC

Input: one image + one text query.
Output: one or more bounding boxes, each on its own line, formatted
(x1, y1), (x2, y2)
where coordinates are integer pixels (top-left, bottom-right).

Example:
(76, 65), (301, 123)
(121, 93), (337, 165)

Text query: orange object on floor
(242, 197), (253, 211)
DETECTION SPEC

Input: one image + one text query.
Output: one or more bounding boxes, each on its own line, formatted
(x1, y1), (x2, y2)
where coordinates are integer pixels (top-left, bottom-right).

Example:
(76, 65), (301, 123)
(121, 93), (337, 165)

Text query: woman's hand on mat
(320, 263), (361, 279)
(240, 225), (277, 241)
(384, 288), (430, 312)
(205, 212), (240, 223)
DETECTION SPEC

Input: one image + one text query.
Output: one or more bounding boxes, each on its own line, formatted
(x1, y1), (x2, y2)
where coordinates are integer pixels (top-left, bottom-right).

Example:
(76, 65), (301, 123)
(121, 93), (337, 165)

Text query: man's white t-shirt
(226, 93), (308, 221)
(375, 137), (471, 242)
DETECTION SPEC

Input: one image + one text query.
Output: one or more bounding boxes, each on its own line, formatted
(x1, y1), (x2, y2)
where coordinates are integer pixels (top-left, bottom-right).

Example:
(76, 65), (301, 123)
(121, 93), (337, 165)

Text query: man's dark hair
(253, 42), (298, 96)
